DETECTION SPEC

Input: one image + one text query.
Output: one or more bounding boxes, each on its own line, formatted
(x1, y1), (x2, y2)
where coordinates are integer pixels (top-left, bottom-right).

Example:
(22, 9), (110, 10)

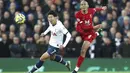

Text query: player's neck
(81, 10), (88, 14)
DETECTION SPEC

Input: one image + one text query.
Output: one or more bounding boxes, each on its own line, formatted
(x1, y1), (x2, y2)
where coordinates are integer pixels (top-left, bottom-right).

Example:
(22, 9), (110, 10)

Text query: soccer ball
(14, 13), (26, 24)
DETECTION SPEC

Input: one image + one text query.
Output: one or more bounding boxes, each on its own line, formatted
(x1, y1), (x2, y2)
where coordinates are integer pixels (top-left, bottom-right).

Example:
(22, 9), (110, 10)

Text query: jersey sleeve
(93, 8), (103, 12)
(60, 25), (68, 34)
(43, 26), (51, 35)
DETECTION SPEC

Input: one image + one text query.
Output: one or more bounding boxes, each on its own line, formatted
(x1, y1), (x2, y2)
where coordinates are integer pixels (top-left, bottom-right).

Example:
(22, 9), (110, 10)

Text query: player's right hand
(59, 45), (64, 50)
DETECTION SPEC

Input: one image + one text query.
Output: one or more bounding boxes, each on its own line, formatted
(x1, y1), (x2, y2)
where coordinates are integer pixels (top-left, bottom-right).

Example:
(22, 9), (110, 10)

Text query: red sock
(76, 56), (85, 67)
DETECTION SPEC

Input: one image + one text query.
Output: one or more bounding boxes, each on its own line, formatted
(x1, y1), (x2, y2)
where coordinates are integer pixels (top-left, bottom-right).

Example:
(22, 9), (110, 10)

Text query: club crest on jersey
(52, 33), (57, 36)
(90, 14), (92, 18)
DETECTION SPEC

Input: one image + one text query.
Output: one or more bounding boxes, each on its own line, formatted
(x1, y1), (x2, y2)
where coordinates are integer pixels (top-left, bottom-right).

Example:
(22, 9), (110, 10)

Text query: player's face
(80, 1), (89, 10)
(48, 14), (57, 25)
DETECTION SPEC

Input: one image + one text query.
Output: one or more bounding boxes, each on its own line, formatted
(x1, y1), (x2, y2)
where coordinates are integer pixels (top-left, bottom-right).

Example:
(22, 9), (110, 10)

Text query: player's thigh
(40, 45), (57, 61)
(81, 40), (91, 52)
(40, 52), (50, 61)
(50, 54), (56, 60)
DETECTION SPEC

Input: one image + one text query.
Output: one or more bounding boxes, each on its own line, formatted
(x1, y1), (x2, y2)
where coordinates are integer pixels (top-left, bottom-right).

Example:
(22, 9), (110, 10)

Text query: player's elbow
(66, 32), (71, 39)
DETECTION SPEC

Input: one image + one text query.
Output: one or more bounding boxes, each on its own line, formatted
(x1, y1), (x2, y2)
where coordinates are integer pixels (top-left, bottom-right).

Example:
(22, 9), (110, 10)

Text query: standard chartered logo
(86, 66), (100, 72)
(85, 66), (130, 72)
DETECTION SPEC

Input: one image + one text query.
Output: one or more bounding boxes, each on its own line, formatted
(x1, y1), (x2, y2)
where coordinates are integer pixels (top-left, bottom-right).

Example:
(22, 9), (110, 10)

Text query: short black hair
(47, 10), (57, 17)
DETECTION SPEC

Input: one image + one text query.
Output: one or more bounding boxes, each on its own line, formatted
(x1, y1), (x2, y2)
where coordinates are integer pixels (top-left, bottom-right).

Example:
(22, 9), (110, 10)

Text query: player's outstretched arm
(40, 26), (51, 37)
(63, 32), (71, 47)
(94, 24), (101, 31)
(60, 24), (71, 49)
(94, 6), (107, 12)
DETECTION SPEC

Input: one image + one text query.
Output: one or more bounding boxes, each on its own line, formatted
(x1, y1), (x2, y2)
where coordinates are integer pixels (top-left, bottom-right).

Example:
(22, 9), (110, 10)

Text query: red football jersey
(75, 8), (102, 35)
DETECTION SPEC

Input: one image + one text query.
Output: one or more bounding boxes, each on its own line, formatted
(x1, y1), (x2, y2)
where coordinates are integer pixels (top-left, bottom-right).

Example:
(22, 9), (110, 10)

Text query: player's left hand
(102, 6), (107, 10)
(59, 45), (65, 50)
(40, 33), (45, 37)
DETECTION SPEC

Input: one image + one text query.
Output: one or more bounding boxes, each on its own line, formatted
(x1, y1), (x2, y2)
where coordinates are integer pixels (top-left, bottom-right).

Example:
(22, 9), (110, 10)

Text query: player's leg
(28, 52), (50, 73)
(72, 40), (91, 73)
(28, 45), (56, 73)
(50, 54), (71, 70)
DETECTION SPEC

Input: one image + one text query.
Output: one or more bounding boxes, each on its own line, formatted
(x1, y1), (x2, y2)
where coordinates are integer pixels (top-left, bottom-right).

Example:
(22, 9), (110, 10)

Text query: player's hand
(40, 33), (45, 37)
(102, 6), (107, 10)
(59, 45), (65, 50)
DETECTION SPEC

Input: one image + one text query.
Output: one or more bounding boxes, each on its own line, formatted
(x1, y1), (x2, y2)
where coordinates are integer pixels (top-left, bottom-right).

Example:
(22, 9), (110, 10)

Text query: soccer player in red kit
(72, 0), (107, 73)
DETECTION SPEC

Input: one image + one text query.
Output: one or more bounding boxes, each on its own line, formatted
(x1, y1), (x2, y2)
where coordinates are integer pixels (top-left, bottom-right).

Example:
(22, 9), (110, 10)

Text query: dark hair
(47, 10), (57, 17)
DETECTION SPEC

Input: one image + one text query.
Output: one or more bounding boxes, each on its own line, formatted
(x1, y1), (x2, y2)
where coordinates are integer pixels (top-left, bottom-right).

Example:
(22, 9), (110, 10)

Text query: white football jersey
(43, 20), (68, 48)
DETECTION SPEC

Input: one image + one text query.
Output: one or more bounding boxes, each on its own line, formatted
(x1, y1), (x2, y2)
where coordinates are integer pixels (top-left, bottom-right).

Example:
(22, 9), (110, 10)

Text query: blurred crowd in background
(0, 0), (130, 58)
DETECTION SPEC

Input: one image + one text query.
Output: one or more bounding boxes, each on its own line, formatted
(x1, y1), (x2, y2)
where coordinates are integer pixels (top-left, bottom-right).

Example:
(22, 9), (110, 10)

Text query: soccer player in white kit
(28, 11), (71, 73)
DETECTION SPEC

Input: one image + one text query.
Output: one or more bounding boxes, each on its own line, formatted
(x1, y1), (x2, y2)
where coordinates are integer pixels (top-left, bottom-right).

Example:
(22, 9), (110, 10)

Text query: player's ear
(88, 4), (89, 8)
(55, 16), (59, 19)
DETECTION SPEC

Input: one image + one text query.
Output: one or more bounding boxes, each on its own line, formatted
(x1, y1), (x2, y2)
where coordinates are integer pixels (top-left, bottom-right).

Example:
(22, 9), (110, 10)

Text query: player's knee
(50, 55), (55, 60)
(80, 49), (87, 55)
(40, 52), (50, 61)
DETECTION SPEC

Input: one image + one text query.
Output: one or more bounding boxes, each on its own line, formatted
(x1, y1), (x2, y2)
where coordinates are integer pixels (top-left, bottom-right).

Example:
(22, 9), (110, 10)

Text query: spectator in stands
(101, 21), (109, 31)
(8, 31), (15, 43)
(118, 10), (128, 27)
(115, 32), (123, 52)
(102, 31), (108, 38)
(24, 36), (37, 58)
(22, 0), (28, 6)
(44, 35), (50, 45)
(22, 5), (30, 19)
(50, 4), (56, 11)
(93, 16), (100, 25)
(98, 8), (107, 22)
(63, 20), (70, 29)
(112, 21), (120, 31)
(26, 13), (35, 31)
(34, 24), (41, 35)
(112, 10), (118, 20)
(107, 12), (113, 26)
(109, 27), (117, 40)
(30, 1), (36, 14)
(8, 2), (16, 17)
(100, 37), (115, 58)
(9, 24), (16, 33)
(0, 33), (10, 57)
(19, 31), (26, 44)
(1, 11), (13, 30)
(119, 36), (130, 57)
(123, 16), (130, 35)
(0, 0), (4, 21)
(0, 23), (6, 34)
(33, 33), (40, 44)
(9, 37), (24, 57)
(43, 0), (52, 15)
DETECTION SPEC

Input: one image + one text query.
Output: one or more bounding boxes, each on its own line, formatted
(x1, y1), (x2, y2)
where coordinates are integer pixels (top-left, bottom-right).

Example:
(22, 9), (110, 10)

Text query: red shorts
(80, 31), (97, 43)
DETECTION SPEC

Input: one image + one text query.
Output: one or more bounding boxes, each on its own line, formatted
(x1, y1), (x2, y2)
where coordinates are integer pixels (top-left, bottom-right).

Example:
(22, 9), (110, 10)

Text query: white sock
(74, 66), (79, 71)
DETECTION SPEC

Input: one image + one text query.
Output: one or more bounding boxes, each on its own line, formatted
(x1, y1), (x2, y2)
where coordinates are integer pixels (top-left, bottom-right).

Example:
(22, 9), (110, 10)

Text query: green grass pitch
(2, 72), (130, 73)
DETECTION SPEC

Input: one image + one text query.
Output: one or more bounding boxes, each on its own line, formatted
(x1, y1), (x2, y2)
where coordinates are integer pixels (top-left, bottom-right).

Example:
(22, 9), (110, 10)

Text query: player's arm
(94, 24), (101, 31)
(94, 6), (107, 12)
(40, 26), (51, 37)
(61, 25), (71, 48)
